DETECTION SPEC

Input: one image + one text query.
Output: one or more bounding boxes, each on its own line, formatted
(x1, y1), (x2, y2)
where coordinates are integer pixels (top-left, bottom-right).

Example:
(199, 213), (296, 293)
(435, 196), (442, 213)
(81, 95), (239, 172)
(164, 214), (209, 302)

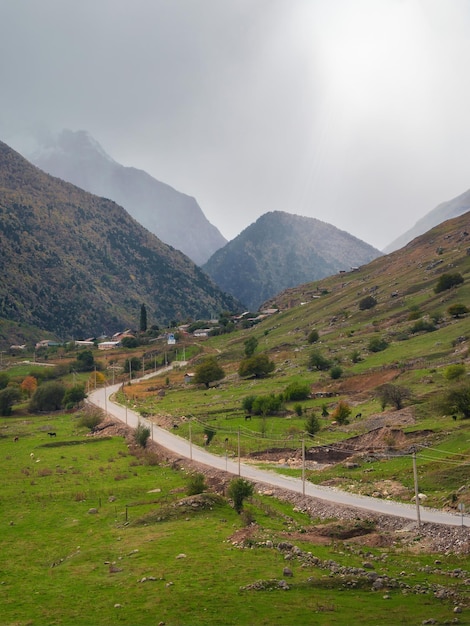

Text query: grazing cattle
(172, 424), (179, 430)
(244, 415), (252, 421)
(30, 452), (35, 459)
(224, 437), (229, 444)
(355, 413), (362, 419)
(452, 415), (458, 421)
(47, 432), (57, 437)
(13, 436), (19, 442)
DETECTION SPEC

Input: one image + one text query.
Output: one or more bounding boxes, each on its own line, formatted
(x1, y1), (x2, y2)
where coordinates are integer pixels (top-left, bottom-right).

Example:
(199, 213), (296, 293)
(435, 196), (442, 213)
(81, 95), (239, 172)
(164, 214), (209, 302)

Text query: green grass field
(1, 411), (469, 625)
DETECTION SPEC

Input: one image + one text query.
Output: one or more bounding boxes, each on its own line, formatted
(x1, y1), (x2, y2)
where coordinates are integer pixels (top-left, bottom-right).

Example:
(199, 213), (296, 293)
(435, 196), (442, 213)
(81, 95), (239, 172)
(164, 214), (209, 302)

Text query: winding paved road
(89, 379), (467, 528)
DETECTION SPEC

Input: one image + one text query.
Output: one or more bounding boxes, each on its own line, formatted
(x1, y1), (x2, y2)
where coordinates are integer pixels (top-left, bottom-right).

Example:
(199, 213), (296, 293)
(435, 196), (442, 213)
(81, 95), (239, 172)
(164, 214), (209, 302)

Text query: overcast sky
(2, 0), (470, 250)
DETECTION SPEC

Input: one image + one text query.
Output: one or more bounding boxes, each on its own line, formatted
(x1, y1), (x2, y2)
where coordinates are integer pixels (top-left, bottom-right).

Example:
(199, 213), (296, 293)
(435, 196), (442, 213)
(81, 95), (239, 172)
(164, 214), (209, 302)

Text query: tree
(193, 357), (225, 388)
(0, 386), (21, 416)
(124, 357), (142, 379)
(227, 478), (254, 513)
(0, 372), (9, 390)
(284, 381), (310, 401)
(375, 383), (411, 410)
(440, 383), (470, 419)
(238, 353), (275, 378)
(63, 384), (86, 408)
(244, 336), (258, 357)
(308, 350), (331, 371)
(434, 272), (464, 294)
(74, 350), (95, 372)
(140, 303), (148, 333)
(331, 401), (351, 425)
(187, 472), (207, 495)
(21, 375), (38, 398)
(359, 295), (377, 310)
(448, 303), (469, 318)
(29, 381), (66, 412)
(252, 394), (284, 416)
(305, 413), (320, 436)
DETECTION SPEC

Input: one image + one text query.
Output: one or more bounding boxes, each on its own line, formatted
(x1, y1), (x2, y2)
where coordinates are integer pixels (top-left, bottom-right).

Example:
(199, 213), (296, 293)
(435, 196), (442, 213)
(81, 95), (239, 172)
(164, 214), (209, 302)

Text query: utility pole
(412, 450), (421, 527)
(302, 439), (306, 496)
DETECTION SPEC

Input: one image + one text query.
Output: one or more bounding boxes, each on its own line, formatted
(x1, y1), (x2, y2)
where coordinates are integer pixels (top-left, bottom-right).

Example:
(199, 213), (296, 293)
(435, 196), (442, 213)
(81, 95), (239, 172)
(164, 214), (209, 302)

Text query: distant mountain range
(203, 211), (381, 310)
(0, 141), (240, 340)
(384, 188), (470, 253)
(18, 129), (226, 265)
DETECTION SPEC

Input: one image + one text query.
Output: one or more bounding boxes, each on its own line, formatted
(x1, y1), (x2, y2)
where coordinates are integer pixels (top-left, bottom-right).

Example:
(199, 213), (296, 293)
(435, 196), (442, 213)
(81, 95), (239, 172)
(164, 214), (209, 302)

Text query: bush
(244, 337), (258, 357)
(332, 401), (351, 425)
(409, 319), (436, 334)
(307, 329), (319, 344)
(227, 478), (254, 513)
(444, 364), (466, 381)
(448, 304), (469, 318)
(359, 296), (377, 310)
(252, 394), (284, 416)
(294, 403), (303, 416)
(63, 384), (86, 409)
(134, 422), (151, 448)
(203, 426), (216, 446)
(305, 413), (320, 436)
(308, 350), (331, 371)
(330, 365), (343, 379)
(242, 395), (257, 414)
(368, 337), (388, 353)
(187, 472), (207, 495)
(193, 357), (225, 388)
(0, 386), (21, 416)
(434, 272), (464, 293)
(79, 406), (104, 431)
(29, 381), (66, 412)
(375, 383), (411, 410)
(238, 354), (275, 378)
(439, 383), (470, 419)
(284, 381), (310, 401)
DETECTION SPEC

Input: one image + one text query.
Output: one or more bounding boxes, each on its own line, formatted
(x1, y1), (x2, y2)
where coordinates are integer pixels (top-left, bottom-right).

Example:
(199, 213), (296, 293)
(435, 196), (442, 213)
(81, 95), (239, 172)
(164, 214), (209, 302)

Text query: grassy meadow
(1, 411), (469, 625)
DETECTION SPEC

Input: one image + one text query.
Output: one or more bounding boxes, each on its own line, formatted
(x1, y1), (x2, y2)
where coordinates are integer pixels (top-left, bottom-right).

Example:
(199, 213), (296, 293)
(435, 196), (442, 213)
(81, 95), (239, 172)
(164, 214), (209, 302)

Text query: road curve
(88, 381), (467, 528)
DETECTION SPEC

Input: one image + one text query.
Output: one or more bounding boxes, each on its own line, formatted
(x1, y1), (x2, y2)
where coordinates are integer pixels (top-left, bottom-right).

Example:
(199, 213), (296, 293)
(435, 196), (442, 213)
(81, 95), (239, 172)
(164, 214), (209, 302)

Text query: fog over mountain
(384, 188), (470, 253)
(23, 129), (227, 265)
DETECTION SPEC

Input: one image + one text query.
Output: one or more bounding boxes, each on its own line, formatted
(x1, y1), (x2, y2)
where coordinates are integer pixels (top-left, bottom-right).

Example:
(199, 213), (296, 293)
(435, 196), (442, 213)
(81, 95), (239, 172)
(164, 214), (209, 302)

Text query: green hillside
(0, 141), (240, 341)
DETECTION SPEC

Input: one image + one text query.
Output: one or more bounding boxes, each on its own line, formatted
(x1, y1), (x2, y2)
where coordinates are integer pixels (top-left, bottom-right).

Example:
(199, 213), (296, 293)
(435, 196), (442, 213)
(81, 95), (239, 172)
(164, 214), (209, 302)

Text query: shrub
(0, 386), (21, 416)
(439, 383), (470, 419)
(359, 296), (377, 310)
(79, 406), (104, 431)
(284, 381), (310, 401)
(242, 395), (257, 414)
(308, 350), (331, 371)
(305, 413), (320, 436)
(307, 329), (319, 344)
(294, 403), (303, 416)
(244, 337), (258, 357)
(193, 357), (225, 388)
(227, 478), (254, 513)
(409, 319), (436, 334)
(134, 422), (151, 448)
(238, 354), (275, 378)
(252, 394), (284, 416)
(448, 303), (469, 318)
(63, 384), (86, 409)
(330, 365), (343, 379)
(375, 383), (411, 410)
(434, 272), (464, 293)
(444, 364), (466, 381)
(203, 426), (216, 446)
(187, 472), (207, 495)
(29, 381), (66, 412)
(332, 401), (351, 425)
(351, 349), (362, 363)
(368, 337), (388, 353)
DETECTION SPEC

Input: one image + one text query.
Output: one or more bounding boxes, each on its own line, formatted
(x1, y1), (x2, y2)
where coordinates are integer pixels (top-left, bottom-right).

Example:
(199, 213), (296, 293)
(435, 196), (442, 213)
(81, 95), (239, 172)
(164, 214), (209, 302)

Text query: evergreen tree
(140, 303), (148, 333)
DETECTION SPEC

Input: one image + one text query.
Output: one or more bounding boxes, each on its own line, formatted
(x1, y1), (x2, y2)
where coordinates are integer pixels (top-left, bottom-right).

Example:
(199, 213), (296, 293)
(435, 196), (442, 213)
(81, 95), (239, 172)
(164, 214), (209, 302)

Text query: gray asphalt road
(89, 382), (467, 528)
